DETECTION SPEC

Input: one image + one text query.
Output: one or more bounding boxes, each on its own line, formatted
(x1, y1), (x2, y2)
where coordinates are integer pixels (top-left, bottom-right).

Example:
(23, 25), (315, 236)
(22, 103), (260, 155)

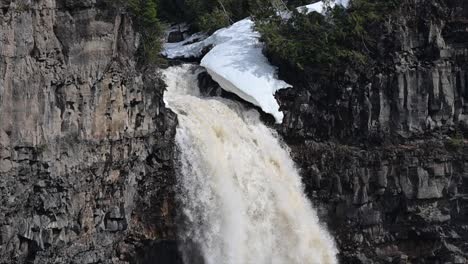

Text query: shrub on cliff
(108, 0), (164, 63)
(256, 0), (401, 75)
(159, 0), (272, 33)
(446, 132), (465, 151)
(129, 0), (164, 63)
(198, 8), (231, 34)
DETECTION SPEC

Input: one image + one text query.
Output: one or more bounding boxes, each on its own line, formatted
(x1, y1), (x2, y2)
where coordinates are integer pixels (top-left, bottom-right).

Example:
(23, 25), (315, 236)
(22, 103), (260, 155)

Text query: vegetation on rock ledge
(109, 0), (164, 63)
(256, 0), (402, 76)
(158, 0), (272, 33)
(107, 0), (401, 67)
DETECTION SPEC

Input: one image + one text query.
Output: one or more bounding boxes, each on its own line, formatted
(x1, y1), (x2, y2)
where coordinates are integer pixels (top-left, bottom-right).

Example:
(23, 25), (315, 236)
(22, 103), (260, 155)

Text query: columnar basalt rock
(273, 0), (468, 263)
(287, 141), (468, 263)
(277, 0), (468, 142)
(0, 1), (180, 263)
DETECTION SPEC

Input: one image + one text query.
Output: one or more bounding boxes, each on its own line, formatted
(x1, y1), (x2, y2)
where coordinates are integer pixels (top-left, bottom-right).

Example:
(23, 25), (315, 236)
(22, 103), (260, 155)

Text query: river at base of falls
(162, 64), (338, 264)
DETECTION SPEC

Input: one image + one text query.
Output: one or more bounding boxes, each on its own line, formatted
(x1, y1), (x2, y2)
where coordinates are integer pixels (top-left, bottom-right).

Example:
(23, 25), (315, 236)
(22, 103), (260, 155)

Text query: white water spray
(163, 64), (338, 264)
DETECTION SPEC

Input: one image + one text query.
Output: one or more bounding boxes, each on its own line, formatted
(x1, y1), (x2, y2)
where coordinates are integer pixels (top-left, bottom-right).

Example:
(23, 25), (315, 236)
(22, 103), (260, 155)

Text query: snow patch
(299, 1), (326, 13)
(163, 19), (291, 123)
(299, 0), (349, 14)
(162, 0), (349, 123)
(163, 32), (208, 58)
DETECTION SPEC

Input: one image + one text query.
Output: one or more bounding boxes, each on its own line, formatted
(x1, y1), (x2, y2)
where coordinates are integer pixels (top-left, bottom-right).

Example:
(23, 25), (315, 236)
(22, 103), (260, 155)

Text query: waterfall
(163, 64), (338, 264)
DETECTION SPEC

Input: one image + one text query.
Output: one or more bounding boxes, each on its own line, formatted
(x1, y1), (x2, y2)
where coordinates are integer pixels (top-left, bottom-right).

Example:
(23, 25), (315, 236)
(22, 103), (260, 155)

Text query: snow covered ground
(162, 0), (348, 123)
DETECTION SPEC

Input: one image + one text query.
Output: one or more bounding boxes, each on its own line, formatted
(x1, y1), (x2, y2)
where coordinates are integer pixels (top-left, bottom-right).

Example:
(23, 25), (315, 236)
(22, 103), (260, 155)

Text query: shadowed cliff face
(0, 0), (180, 263)
(277, 0), (468, 143)
(272, 0), (468, 263)
(288, 141), (468, 264)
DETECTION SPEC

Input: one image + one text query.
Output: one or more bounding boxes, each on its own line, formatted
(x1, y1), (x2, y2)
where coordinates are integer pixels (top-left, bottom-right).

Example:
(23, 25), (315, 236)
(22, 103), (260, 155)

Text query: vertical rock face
(0, 0), (180, 263)
(289, 141), (468, 263)
(274, 0), (468, 263)
(277, 0), (468, 142)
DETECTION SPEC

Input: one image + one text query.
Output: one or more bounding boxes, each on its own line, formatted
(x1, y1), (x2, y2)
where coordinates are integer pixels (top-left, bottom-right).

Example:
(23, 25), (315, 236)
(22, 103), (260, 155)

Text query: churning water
(162, 64), (338, 264)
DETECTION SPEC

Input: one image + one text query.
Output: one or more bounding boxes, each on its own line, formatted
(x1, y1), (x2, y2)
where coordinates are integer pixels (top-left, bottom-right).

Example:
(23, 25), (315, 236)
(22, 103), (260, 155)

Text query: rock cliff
(274, 0), (468, 263)
(289, 140), (468, 263)
(277, 0), (468, 142)
(0, 0), (180, 263)
(1, 0), (468, 263)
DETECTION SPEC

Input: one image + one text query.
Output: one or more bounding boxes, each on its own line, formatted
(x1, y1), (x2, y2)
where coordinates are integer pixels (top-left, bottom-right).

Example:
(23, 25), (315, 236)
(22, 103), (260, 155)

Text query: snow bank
(162, 0), (349, 123)
(163, 19), (291, 123)
(162, 32), (208, 58)
(299, 1), (326, 13)
(298, 0), (349, 14)
(336, 0), (350, 7)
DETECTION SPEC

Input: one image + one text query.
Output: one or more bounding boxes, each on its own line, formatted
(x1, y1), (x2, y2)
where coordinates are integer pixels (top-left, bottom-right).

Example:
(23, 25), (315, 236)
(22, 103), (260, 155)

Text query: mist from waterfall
(162, 64), (338, 264)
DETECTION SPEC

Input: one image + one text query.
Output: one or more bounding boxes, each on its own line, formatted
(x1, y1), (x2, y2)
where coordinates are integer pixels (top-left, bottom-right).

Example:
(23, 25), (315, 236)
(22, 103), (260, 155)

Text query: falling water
(162, 64), (338, 264)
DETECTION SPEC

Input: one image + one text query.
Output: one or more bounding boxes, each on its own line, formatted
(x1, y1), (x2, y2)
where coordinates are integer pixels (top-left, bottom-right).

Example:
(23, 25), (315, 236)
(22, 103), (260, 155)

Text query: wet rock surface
(0, 0), (180, 263)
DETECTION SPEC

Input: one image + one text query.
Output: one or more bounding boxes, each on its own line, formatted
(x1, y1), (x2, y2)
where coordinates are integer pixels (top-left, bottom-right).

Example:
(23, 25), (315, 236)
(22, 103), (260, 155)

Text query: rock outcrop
(277, 0), (468, 143)
(0, 0), (180, 263)
(288, 140), (468, 263)
(274, 0), (468, 263)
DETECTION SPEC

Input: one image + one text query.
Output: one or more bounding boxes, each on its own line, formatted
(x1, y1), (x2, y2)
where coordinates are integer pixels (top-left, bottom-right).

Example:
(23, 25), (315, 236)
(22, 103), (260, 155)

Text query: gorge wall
(274, 0), (468, 263)
(0, 0), (180, 263)
(278, 0), (468, 142)
(1, 0), (468, 263)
